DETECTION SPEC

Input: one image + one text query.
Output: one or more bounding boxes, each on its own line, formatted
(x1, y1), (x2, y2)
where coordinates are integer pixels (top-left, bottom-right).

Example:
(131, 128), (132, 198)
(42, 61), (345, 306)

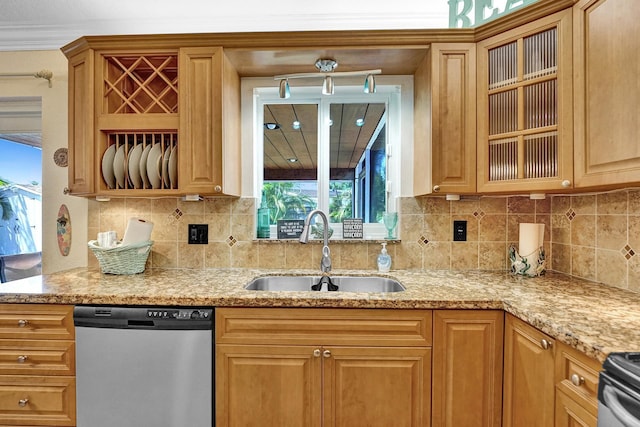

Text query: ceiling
(0, 0), (449, 52)
(263, 103), (385, 180)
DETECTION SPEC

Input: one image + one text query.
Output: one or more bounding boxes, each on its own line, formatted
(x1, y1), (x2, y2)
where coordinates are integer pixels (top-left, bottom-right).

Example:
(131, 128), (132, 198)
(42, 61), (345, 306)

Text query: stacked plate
(101, 144), (178, 190)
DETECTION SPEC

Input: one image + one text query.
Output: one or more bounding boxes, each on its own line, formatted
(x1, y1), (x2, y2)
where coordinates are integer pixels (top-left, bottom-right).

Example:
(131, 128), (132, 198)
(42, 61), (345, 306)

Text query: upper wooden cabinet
(414, 43), (477, 196)
(573, 0), (640, 188)
(477, 10), (574, 193)
(63, 43), (241, 197)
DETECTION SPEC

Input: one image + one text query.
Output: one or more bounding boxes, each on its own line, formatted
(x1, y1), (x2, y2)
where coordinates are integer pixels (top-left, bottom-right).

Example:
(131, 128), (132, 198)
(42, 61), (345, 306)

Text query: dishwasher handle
(604, 385), (640, 427)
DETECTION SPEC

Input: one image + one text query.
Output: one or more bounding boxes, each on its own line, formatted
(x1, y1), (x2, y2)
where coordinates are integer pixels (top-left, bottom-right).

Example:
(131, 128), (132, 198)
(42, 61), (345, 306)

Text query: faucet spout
(299, 209), (332, 274)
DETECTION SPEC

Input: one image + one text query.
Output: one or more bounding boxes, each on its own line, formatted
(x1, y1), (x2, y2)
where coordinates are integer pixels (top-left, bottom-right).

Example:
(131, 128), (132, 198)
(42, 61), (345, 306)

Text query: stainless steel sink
(245, 275), (405, 292)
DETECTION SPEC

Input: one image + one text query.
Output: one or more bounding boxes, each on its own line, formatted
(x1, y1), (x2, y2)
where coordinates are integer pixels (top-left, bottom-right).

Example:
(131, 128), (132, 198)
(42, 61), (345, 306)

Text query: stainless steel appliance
(598, 352), (640, 426)
(74, 306), (213, 427)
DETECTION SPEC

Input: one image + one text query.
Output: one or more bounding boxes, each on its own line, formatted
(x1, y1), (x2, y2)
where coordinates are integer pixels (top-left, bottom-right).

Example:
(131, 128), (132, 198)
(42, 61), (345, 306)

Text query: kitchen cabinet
(476, 9), (573, 193)
(414, 43), (477, 196)
(0, 304), (75, 426)
(554, 341), (600, 427)
(431, 310), (503, 427)
(62, 41), (241, 197)
(215, 307), (432, 427)
(573, 0), (640, 188)
(502, 313), (555, 427)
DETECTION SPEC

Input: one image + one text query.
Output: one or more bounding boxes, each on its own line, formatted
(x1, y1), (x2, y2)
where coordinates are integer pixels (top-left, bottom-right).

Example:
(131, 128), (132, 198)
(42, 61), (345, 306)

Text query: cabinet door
(477, 10), (573, 193)
(503, 314), (555, 427)
(324, 346), (431, 427)
(555, 388), (597, 427)
(573, 0), (640, 188)
(216, 344), (322, 427)
(179, 47), (241, 196)
(67, 49), (95, 195)
(432, 310), (503, 427)
(414, 43), (477, 196)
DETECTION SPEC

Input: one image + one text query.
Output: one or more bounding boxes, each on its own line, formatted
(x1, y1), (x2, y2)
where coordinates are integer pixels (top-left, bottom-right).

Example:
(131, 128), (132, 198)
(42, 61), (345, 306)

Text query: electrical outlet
(453, 220), (467, 241)
(188, 224), (208, 244)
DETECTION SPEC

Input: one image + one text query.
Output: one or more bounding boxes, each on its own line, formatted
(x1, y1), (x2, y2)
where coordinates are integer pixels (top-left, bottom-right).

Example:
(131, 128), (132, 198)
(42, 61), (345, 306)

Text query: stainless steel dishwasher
(74, 306), (213, 427)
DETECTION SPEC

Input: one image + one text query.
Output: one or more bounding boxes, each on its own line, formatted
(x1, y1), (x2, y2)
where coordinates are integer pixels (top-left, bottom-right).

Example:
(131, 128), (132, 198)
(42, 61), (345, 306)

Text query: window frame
(248, 77), (406, 240)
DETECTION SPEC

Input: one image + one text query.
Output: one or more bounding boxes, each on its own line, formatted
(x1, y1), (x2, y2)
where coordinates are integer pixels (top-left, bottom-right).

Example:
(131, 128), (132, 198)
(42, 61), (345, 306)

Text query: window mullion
(317, 99), (331, 215)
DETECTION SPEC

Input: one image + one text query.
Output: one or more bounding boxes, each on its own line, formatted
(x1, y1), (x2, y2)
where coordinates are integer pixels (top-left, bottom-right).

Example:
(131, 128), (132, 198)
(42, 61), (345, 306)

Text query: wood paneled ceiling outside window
(263, 103), (385, 180)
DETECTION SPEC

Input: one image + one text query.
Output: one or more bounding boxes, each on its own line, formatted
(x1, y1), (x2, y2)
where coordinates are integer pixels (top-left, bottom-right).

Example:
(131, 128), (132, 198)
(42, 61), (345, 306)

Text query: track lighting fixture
(322, 75), (334, 95)
(275, 59), (381, 97)
(279, 78), (290, 99)
(364, 74), (376, 94)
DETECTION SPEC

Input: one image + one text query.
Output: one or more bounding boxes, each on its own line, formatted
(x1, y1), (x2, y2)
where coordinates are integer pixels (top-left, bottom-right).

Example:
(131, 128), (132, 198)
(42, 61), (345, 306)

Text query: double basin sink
(245, 275), (405, 293)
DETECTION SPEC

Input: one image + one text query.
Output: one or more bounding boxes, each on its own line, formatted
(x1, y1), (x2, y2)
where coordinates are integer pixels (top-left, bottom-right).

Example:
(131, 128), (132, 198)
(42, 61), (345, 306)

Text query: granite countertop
(1, 267), (639, 363)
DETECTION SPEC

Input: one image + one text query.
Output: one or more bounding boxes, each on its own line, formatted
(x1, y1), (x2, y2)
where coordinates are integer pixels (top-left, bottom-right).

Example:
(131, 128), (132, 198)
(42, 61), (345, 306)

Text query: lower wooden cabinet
(503, 314), (556, 427)
(215, 308), (432, 427)
(555, 388), (597, 427)
(503, 314), (602, 427)
(432, 310), (504, 427)
(0, 304), (76, 426)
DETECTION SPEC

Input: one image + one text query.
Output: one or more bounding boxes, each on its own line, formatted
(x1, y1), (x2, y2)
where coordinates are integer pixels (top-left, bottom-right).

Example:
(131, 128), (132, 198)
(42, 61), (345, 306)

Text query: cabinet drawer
(0, 375), (75, 426)
(216, 308), (432, 346)
(0, 340), (74, 375)
(0, 305), (74, 340)
(555, 341), (600, 409)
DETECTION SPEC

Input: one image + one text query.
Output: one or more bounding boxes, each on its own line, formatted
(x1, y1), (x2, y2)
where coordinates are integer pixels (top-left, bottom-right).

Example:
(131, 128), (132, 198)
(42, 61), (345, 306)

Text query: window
(254, 84), (401, 239)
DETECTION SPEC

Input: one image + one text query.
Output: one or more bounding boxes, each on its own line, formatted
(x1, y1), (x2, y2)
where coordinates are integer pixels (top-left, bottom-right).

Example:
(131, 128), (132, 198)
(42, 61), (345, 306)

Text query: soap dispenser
(377, 242), (392, 272)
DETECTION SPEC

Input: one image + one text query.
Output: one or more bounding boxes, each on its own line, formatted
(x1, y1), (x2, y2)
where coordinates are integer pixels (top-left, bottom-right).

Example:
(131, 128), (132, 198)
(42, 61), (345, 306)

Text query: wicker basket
(88, 240), (153, 274)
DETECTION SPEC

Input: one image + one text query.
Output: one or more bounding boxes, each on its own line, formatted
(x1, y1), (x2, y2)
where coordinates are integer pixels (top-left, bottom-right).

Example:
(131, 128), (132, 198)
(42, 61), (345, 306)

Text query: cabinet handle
(214, 185), (222, 193)
(323, 350), (331, 358)
(17, 319), (29, 327)
(540, 339), (552, 350)
(18, 398), (29, 407)
(313, 349), (321, 357)
(433, 185), (440, 193)
(17, 355), (28, 363)
(571, 373), (585, 386)
(561, 180), (571, 188)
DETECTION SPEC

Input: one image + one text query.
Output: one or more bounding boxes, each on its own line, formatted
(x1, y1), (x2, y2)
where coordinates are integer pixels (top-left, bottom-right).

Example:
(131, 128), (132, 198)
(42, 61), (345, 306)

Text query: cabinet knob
(17, 355), (28, 363)
(571, 373), (585, 386)
(540, 339), (552, 350)
(561, 180), (571, 188)
(17, 319), (29, 327)
(214, 185), (222, 193)
(313, 349), (321, 357)
(433, 185), (440, 193)
(18, 398), (29, 407)
(323, 350), (331, 358)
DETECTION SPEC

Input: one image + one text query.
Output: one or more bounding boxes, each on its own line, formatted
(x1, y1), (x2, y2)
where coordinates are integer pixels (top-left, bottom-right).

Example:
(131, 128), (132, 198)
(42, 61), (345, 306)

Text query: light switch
(188, 224), (208, 244)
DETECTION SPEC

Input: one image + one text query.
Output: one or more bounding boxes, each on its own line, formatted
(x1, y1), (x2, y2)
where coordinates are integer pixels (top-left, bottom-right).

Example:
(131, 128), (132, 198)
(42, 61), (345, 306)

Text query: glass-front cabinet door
(477, 9), (573, 193)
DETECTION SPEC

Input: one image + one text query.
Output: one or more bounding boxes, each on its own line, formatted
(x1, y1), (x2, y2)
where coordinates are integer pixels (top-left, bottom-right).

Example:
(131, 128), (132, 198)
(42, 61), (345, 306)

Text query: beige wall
(88, 191), (640, 294)
(0, 50), (88, 273)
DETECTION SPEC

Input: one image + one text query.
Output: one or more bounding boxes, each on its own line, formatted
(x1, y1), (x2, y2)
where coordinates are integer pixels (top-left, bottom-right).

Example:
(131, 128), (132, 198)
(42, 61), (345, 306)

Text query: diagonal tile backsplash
(88, 189), (640, 293)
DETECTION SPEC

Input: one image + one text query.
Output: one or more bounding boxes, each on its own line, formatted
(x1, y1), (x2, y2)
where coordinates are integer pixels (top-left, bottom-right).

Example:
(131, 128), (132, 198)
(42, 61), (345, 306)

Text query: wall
(551, 190), (640, 293)
(87, 195), (552, 272)
(0, 50), (87, 274)
(88, 191), (640, 294)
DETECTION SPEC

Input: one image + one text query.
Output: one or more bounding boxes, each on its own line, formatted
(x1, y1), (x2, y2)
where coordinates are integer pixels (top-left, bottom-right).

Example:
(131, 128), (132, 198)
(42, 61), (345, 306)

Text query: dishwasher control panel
(147, 309), (211, 320)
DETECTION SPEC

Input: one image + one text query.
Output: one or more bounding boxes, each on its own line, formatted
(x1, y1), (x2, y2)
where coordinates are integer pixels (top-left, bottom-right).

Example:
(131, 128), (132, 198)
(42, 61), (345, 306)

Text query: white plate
(128, 144), (143, 189)
(168, 146), (178, 188)
(162, 146), (171, 188)
(139, 144), (152, 188)
(113, 145), (127, 188)
(146, 144), (163, 189)
(101, 145), (116, 189)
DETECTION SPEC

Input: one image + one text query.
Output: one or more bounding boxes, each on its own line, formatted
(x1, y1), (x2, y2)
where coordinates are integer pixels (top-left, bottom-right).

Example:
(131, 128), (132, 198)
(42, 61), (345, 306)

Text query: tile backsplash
(88, 189), (640, 292)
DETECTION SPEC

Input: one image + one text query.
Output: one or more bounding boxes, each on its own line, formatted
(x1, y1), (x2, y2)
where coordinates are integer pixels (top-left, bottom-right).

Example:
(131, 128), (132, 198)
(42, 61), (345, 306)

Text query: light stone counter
(1, 267), (639, 363)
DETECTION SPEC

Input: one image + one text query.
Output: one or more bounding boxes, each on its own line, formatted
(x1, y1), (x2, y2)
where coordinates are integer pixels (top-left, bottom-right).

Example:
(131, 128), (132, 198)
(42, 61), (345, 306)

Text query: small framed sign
(342, 218), (363, 239)
(277, 219), (305, 239)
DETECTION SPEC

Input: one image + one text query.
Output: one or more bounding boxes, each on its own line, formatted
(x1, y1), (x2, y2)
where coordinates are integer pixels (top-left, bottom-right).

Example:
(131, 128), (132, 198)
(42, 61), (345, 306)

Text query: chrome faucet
(300, 209), (337, 291)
